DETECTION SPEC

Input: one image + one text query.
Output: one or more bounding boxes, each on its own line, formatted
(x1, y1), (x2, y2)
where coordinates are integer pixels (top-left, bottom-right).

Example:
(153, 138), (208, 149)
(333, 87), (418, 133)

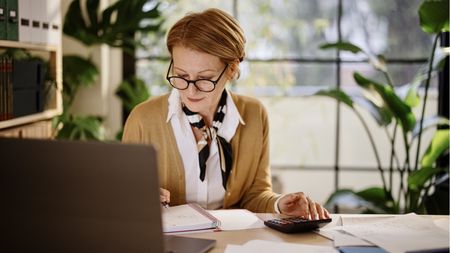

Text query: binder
(6, 0), (18, 41)
(47, 0), (61, 45)
(18, 0), (30, 43)
(0, 0), (6, 40)
(38, 0), (46, 44)
(29, 0), (39, 43)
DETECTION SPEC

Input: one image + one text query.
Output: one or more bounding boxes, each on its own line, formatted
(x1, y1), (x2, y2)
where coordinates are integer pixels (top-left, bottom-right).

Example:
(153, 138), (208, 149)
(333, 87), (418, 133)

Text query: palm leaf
(353, 72), (416, 132)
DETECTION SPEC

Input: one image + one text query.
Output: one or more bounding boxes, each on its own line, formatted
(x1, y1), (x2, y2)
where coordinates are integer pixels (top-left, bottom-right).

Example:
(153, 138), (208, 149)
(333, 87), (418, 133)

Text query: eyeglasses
(166, 60), (228, 92)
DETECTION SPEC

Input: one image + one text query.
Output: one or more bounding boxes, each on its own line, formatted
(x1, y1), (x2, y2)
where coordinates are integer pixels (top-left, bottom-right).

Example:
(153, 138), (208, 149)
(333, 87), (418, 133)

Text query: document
(224, 239), (339, 253)
(316, 214), (374, 247)
(207, 209), (265, 230)
(162, 205), (265, 233)
(162, 203), (220, 233)
(341, 213), (450, 253)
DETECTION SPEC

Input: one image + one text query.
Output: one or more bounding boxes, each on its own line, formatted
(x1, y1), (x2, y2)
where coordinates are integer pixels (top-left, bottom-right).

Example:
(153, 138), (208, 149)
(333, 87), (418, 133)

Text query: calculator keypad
(264, 217), (332, 233)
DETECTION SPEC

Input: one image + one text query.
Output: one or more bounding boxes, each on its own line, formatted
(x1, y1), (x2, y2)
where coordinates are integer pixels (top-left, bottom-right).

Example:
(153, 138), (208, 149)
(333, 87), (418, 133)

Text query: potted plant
(316, 0), (449, 214)
(54, 0), (161, 140)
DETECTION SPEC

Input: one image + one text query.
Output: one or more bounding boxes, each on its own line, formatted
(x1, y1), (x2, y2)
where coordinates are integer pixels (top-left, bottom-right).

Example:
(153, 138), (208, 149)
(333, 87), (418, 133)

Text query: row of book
(0, 0), (61, 45)
(0, 57), (47, 121)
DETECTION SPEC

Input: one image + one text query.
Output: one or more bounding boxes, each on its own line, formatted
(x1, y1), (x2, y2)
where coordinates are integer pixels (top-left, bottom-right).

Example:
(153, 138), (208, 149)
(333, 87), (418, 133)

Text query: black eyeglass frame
(165, 60), (228, 92)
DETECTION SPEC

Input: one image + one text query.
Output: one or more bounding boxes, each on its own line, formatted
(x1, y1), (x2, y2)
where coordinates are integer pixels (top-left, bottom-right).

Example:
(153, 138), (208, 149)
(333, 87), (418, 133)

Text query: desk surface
(179, 213), (450, 253)
(179, 213), (333, 253)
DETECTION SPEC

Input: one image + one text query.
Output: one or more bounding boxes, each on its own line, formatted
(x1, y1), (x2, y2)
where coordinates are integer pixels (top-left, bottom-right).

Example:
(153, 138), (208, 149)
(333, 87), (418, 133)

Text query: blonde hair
(166, 8), (246, 79)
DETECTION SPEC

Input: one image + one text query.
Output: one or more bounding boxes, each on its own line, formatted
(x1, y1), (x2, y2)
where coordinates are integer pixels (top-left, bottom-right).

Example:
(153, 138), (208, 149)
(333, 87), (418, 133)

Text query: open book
(162, 204), (265, 233)
(162, 203), (221, 233)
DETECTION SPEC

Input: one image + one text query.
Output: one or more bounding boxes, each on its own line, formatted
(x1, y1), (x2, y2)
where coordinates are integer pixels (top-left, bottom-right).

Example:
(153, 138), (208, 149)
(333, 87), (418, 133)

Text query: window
(135, 0), (436, 204)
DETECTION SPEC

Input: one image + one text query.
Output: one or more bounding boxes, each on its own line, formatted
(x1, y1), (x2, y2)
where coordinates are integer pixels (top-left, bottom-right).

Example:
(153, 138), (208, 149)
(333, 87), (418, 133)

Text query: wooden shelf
(0, 40), (60, 51)
(0, 109), (61, 129)
(0, 41), (62, 136)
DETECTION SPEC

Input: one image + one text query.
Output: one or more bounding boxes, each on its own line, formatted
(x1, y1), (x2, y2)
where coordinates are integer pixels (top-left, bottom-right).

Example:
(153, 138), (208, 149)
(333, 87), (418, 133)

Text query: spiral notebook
(162, 203), (221, 233)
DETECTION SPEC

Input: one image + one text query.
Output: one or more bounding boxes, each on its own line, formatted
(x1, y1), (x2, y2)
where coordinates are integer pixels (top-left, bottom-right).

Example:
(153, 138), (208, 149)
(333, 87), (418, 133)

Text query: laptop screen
(0, 138), (164, 253)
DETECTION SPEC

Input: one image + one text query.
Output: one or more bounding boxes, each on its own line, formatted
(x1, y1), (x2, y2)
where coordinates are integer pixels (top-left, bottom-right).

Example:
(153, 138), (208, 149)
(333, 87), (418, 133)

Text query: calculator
(264, 217), (332, 233)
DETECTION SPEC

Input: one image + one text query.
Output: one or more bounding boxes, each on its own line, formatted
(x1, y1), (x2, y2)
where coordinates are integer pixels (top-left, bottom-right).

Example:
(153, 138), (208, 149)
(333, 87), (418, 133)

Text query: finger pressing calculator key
(264, 217), (332, 233)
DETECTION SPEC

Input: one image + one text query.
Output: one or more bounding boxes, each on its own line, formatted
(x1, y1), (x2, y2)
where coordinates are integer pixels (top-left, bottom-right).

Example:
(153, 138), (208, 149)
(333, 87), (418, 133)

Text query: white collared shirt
(166, 89), (244, 210)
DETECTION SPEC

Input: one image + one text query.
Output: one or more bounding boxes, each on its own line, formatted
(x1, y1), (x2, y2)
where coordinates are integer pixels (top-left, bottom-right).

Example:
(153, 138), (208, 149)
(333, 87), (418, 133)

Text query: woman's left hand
(278, 192), (330, 220)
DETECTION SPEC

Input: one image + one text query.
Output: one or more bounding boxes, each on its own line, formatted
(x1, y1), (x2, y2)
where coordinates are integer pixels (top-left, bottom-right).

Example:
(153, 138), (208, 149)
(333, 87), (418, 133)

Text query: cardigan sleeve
(238, 102), (279, 213)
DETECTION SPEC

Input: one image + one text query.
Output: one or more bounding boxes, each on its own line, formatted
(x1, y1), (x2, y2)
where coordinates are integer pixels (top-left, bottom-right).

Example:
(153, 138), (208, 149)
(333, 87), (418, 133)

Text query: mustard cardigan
(122, 92), (279, 213)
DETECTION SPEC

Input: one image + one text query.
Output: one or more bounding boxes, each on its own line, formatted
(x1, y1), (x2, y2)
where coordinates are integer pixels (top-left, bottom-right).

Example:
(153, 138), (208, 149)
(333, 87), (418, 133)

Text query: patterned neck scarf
(182, 90), (232, 189)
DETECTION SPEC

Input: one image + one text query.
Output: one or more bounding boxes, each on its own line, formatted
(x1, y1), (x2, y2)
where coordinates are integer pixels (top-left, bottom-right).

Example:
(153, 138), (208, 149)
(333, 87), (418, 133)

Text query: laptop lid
(0, 138), (165, 253)
(0, 138), (216, 253)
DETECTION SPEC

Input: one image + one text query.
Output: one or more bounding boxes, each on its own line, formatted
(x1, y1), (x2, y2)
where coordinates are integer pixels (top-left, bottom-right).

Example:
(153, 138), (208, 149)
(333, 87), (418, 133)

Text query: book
(162, 203), (220, 233)
(0, 0), (6, 40)
(6, 0), (18, 41)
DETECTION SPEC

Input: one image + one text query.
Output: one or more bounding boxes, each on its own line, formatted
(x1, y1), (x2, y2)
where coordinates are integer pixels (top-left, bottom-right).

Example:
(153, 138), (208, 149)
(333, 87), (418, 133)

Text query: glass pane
(238, 0), (338, 59)
(259, 96), (337, 168)
(234, 62), (336, 96)
(340, 62), (438, 89)
(137, 0), (233, 58)
(341, 0), (432, 60)
(272, 169), (335, 204)
(338, 90), (439, 168)
(136, 59), (171, 95)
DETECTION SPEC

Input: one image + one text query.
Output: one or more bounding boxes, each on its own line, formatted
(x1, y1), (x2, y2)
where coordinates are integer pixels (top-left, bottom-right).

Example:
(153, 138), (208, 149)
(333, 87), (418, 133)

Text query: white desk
(180, 214), (450, 253)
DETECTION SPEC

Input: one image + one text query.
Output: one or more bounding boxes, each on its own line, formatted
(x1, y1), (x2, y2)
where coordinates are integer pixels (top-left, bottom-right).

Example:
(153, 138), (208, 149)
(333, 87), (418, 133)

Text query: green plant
(53, 55), (102, 140)
(63, 0), (162, 53)
(316, 0), (449, 214)
(55, 0), (162, 141)
(114, 77), (151, 140)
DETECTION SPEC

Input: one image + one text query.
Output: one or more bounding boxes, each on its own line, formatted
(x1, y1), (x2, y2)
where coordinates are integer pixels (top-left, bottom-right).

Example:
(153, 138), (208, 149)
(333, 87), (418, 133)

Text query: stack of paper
(224, 240), (339, 253)
(318, 213), (450, 253)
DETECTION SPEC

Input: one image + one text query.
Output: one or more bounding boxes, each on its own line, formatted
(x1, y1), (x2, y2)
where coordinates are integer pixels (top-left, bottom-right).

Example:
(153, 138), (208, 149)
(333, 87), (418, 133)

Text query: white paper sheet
(333, 230), (373, 247)
(318, 226), (374, 247)
(207, 209), (265, 230)
(341, 215), (395, 226)
(224, 240), (339, 253)
(341, 213), (450, 253)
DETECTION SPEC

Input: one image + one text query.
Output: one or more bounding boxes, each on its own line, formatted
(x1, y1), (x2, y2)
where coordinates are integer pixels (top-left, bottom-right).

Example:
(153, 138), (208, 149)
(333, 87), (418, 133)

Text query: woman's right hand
(160, 188), (170, 205)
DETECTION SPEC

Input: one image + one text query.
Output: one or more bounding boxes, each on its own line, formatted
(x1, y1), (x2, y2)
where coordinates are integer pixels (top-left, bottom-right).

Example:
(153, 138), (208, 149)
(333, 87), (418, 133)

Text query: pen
(161, 201), (170, 209)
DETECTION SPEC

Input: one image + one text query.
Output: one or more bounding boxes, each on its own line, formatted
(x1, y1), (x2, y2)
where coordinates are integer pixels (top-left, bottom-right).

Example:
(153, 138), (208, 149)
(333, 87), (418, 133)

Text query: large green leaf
(324, 188), (392, 214)
(408, 129), (449, 191)
(319, 42), (363, 54)
(56, 115), (104, 141)
(409, 47), (450, 93)
(353, 72), (416, 132)
(315, 89), (393, 126)
(62, 55), (99, 108)
(408, 167), (442, 192)
(320, 41), (387, 72)
(356, 187), (396, 213)
(412, 116), (450, 138)
(63, 0), (162, 51)
(420, 129), (450, 168)
(315, 89), (354, 107)
(400, 83), (421, 108)
(115, 77), (150, 114)
(419, 0), (449, 34)
(352, 95), (393, 126)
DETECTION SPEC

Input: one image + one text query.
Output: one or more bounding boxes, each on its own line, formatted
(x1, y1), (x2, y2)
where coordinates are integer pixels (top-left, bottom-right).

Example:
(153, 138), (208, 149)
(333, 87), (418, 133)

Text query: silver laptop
(0, 138), (215, 253)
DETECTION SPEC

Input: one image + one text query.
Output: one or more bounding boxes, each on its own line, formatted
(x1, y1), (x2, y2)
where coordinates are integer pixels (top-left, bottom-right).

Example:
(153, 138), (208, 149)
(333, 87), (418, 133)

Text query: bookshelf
(0, 40), (62, 138)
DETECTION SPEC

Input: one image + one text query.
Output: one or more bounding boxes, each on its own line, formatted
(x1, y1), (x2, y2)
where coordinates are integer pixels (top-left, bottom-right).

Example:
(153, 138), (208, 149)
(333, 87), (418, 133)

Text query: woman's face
(171, 45), (229, 117)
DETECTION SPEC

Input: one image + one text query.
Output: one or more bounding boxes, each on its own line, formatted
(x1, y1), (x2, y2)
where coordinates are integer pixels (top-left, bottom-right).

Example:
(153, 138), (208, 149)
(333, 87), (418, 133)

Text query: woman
(122, 8), (330, 220)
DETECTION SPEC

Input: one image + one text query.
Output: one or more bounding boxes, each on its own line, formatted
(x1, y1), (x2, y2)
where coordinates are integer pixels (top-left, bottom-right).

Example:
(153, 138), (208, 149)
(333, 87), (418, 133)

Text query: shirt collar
(166, 89), (245, 126)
